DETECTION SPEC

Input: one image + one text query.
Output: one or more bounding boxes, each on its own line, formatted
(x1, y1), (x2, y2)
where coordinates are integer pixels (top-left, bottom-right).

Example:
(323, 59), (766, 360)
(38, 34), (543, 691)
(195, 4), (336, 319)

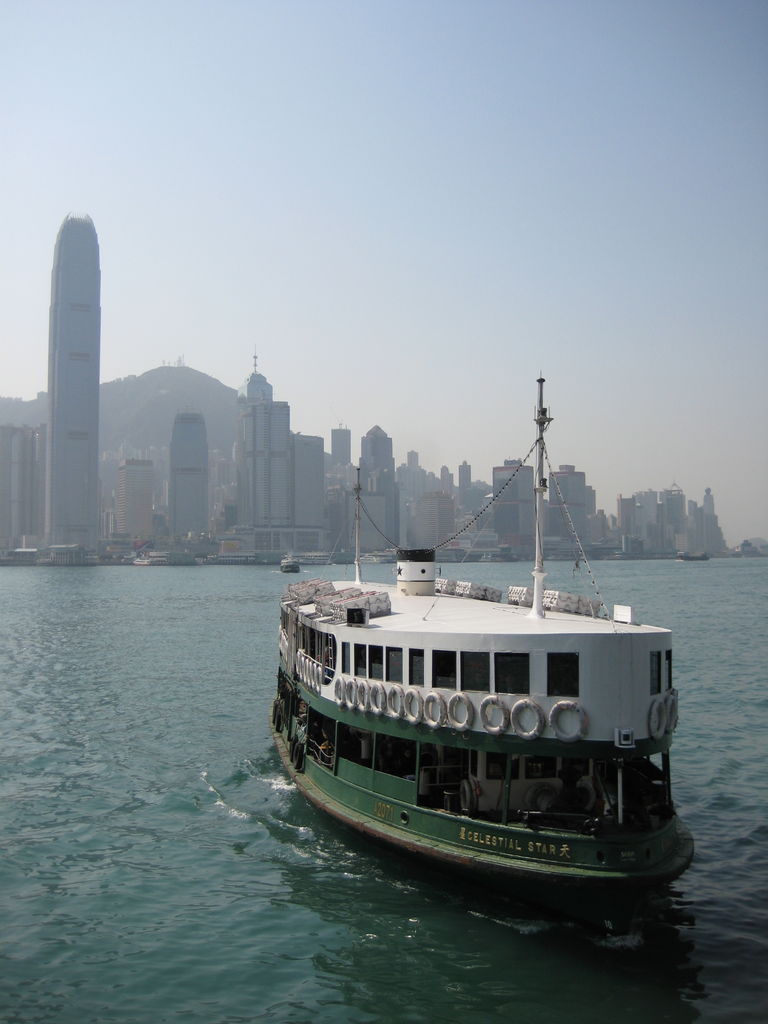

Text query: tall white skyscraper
(45, 215), (101, 547)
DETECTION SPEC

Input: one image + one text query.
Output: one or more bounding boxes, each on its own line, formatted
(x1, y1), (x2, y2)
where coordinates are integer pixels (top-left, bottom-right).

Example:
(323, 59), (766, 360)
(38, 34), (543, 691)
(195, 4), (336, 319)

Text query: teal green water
(1, 559), (766, 1023)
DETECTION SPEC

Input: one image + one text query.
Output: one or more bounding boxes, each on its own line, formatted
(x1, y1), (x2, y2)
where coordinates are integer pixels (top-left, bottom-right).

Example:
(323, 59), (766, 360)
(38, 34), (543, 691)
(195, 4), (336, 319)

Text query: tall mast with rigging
(354, 466), (362, 585)
(529, 377), (552, 619)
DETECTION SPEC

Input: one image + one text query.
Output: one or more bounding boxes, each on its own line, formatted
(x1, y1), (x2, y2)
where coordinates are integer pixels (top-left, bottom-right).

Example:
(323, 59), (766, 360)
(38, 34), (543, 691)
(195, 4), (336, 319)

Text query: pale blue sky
(1, 0), (766, 541)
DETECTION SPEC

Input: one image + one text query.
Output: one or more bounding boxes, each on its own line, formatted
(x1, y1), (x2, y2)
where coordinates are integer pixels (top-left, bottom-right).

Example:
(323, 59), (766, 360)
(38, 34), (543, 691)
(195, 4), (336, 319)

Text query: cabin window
(434, 650), (457, 689)
(325, 634), (336, 671)
(375, 736), (416, 777)
(307, 627), (318, 659)
(386, 647), (403, 683)
(369, 645), (384, 680)
(460, 651), (490, 691)
(354, 643), (367, 677)
(650, 651), (661, 694)
(547, 653), (579, 697)
(494, 652), (530, 694)
(665, 650), (673, 689)
(341, 642), (350, 674)
(486, 752), (506, 779)
(525, 756), (557, 779)
(409, 649), (424, 686)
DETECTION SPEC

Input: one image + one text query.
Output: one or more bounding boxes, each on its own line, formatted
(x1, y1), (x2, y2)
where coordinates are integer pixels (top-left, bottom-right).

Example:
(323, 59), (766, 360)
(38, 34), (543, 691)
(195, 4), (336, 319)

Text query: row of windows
(340, 641), (579, 698)
(284, 612), (673, 699)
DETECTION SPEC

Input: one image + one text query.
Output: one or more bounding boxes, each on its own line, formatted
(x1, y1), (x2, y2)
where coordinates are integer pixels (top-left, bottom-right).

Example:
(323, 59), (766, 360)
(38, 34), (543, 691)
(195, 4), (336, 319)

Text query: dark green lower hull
(271, 721), (694, 934)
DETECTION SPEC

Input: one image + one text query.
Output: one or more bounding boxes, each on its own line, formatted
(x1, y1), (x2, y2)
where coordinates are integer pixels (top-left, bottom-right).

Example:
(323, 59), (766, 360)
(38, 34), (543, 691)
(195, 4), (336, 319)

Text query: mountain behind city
(0, 366), (239, 456)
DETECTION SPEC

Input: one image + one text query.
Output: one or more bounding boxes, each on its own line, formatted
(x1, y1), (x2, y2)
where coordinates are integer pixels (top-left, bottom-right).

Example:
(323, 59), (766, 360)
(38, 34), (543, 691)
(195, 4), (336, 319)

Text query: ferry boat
(271, 380), (693, 932)
(280, 555), (301, 573)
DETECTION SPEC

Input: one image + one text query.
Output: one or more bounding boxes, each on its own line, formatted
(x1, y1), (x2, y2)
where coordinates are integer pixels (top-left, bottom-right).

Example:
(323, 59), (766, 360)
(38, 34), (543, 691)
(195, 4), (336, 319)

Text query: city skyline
(1, 2), (766, 541)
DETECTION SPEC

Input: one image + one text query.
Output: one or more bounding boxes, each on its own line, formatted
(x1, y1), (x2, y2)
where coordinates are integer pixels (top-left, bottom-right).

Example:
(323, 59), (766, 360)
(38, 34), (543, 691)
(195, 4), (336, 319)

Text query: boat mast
(354, 466), (362, 585)
(529, 377), (552, 619)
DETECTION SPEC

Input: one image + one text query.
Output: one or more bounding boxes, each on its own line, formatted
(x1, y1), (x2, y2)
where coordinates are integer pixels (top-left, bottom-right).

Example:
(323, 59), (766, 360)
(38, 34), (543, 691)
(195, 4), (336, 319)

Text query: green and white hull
(271, 553), (694, 933)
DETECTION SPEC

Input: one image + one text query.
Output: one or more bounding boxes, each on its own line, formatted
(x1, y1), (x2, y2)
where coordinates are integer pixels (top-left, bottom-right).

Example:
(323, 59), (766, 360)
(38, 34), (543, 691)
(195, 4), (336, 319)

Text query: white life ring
(510, 698), (545, 740)
(664, 688), (679, 733)
(387, 683), (406, 718)
(334, 677), (346, 706)
(548, 700), (588, 742)
(480, 695), (510, 735)
(648, 696), (668, 740)
(345, 677), (358, 708)
(423, 691), (448, 729)
(404, 687), (424, 724)
(524, 783), (559, 811)
(447, 692), (474, 731)
(368, 681), (386, 715)
(356, 679), (369, 711)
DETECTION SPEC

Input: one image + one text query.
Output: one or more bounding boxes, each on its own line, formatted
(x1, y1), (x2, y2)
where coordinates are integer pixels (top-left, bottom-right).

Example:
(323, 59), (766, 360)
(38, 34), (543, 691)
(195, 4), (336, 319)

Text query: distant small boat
(676, 552), (710, 561)
(280, 555), (301, 573)
(133, 553), (168, 566)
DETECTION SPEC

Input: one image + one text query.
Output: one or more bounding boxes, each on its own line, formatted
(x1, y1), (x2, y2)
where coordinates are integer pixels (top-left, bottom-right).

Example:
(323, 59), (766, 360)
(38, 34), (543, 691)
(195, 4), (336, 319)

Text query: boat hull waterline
(271, 680), (692, 933)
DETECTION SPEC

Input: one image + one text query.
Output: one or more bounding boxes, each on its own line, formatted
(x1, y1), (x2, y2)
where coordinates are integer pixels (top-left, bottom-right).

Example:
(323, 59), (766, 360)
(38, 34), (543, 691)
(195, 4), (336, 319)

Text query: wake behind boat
(270, 379), (693, 932)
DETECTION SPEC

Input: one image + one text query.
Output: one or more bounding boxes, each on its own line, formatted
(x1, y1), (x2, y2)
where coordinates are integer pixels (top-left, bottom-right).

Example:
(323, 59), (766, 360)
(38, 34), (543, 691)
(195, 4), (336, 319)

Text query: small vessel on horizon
(270, 379), (693, 932)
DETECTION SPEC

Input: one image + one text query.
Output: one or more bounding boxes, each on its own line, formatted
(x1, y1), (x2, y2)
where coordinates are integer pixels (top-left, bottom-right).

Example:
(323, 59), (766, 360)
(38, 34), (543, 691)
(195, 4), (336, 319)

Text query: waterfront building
(492, 460), (534, 557)
(169, 412), (209, 537)
(116, 459), (154, 538)
(457, 460), (472, 511)
(45, 215), (101, 548)
(0, 424), (45, 549)
(292, 432), (325, 551)
(330, 426), (351, 468)
(360, 425), (399, 547)
(659, 484), (687, 552)
(235, 358), (291, 548)
(547, 464), (588, 542)
(410, 491), (456, 548)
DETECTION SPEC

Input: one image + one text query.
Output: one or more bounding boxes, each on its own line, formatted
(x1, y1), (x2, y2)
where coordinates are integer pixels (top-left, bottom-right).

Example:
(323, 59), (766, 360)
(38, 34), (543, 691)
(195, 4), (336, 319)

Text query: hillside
(0, 366), (239, 454)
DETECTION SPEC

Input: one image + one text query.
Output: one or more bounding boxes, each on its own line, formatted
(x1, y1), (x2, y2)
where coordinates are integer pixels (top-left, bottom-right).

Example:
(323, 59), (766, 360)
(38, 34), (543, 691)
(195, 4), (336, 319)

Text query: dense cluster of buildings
(0, 215), (733, 563)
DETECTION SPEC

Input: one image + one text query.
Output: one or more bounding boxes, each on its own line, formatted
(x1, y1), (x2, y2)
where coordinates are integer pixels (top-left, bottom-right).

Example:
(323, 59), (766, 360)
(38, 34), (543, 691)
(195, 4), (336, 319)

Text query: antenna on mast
(529, 377), (553, 619)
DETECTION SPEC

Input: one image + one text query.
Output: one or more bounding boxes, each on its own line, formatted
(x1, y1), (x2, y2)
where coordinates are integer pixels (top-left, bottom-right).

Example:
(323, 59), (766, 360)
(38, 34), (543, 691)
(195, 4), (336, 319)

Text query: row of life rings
(479, 695), (588, 741)
(296, 651), (323, 695)
(333, 679), (474, 731)
(330, 680), (588, 740)
(648, 688), (679, 739)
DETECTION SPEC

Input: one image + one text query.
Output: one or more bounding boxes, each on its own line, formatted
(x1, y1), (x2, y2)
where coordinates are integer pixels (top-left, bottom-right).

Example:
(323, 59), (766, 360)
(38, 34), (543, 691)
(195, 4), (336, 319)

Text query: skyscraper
(169, 412), (209, 537)
(330, 426), (351, 467)
(116, 459), (154, 538)
(235, 358), (291, 547)
(360, 425), (398, 545)
(45, 215), (101, 547)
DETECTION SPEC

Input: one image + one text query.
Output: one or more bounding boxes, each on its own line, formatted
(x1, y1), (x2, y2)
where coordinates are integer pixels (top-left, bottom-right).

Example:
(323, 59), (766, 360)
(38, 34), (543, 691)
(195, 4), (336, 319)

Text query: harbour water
(1, 557), (766, 1023)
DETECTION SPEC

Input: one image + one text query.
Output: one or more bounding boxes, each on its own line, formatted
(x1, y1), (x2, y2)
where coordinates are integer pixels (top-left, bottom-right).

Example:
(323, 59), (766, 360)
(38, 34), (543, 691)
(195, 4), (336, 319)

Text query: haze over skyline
(1, 1), (766, 543)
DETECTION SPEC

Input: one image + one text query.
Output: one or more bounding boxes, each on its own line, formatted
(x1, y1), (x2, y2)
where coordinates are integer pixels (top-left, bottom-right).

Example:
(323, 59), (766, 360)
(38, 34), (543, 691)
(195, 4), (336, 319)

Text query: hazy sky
(1, 0), (766, 542)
